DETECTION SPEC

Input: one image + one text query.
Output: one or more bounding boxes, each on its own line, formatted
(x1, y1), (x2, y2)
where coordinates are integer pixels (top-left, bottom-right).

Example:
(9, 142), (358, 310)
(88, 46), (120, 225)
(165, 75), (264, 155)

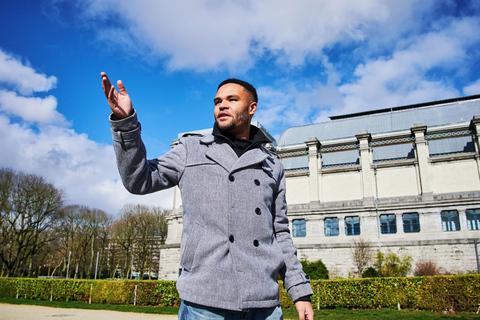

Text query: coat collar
(200, 134), (271, 173)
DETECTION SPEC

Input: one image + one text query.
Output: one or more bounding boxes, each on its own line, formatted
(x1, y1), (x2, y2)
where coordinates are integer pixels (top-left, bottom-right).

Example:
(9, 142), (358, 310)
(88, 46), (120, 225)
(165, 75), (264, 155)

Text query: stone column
(165, 211), (183, 245)
(397, 214), (405, 234)
(319, 217), (325, 237)
(356, 130), (374, 205)
(339, 216), (345, 237)
(306, 137), (321, 206)
(411, 123), (433, 200)
(458, 209), (468, 231)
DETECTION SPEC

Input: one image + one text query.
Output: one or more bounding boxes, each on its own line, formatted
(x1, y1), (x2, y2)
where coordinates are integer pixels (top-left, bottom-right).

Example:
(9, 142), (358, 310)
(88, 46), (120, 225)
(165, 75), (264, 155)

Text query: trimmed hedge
(1, 275), (479, 312)
(0, 278), (180, 307)
(310, 275), (480, 312)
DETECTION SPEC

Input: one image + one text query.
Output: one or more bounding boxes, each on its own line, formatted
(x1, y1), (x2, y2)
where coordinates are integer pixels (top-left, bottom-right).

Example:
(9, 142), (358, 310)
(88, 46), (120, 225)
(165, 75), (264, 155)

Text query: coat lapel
(232, 147), (269, 172)
(203, 136), (238, 172)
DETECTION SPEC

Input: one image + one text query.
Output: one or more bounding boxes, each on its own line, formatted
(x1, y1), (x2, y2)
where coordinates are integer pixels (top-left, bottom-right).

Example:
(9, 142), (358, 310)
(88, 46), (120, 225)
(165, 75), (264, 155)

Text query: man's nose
(219, 100), (228, 109)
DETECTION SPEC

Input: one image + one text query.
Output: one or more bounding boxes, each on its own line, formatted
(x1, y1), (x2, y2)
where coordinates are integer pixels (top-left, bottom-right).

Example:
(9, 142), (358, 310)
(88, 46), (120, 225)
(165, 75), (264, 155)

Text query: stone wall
(298, 240), (480, 278)
(158, 245), (181, 280)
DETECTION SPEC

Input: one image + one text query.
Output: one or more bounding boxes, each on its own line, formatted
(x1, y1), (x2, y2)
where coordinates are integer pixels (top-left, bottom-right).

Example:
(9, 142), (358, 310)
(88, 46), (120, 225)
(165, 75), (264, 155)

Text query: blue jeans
(178, 300), (283, 320)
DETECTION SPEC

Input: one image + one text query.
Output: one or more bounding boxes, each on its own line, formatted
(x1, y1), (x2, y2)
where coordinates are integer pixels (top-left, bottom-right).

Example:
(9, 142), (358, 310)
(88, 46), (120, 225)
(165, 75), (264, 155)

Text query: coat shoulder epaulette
(261, 145), (280, 160)
(181, 132), (204, 138)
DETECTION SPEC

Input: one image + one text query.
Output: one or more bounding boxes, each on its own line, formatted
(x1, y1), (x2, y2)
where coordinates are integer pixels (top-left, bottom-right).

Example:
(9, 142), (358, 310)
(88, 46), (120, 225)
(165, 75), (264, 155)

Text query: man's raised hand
(101, 72), (133, 119)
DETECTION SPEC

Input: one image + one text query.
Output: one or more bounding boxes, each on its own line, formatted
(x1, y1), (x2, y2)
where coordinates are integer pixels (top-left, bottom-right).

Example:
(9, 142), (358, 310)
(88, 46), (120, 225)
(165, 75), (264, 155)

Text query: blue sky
(1, 0), (480, 215)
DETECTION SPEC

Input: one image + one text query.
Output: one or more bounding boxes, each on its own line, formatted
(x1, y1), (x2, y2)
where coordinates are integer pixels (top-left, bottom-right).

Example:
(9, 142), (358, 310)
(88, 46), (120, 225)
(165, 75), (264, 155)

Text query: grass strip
(2, 297), (480, 319)
(282, 306), (480, 319)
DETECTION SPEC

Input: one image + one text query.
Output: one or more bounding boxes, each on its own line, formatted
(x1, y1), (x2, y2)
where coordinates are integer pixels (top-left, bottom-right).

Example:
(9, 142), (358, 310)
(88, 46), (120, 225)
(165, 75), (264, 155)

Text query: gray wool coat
(110, 111), (313, 311)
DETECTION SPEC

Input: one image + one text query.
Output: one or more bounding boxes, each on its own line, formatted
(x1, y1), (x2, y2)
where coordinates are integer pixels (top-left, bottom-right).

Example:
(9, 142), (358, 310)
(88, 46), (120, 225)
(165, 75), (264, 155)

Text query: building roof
(277, 95), (480, 148)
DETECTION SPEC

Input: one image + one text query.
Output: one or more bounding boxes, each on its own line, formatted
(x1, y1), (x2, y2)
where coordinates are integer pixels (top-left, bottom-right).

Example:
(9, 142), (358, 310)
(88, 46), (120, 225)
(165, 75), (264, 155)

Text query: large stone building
(159, 95), (480, 279)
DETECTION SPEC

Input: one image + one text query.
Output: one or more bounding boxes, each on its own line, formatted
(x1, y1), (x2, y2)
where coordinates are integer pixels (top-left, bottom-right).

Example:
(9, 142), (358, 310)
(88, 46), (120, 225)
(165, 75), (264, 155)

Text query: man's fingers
(101, 73), (132, 118)
(101, 72), (111, 87)
(103, 81), (112, 97)
(117, 80), (128, 95)
(101, 73), (113, 97)
(108, 85), (115, 103)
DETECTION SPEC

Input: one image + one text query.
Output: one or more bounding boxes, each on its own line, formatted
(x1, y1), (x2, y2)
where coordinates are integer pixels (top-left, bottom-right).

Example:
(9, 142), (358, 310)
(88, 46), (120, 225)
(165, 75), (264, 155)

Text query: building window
(466, 209), (480, 230)
(441, 210), (460, 231)
(324, 217), (339, 236)
(345, 216), (360, 236)
(403, 213), (420, 233)
(292, 219), (306, 237)
(380, 214), (397, 234)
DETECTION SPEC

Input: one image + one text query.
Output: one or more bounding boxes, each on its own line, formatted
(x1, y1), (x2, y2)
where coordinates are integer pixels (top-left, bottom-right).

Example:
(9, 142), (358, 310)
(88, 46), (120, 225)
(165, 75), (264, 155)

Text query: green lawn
(282, 307), (480, 319)
(1, 297), (480, 319)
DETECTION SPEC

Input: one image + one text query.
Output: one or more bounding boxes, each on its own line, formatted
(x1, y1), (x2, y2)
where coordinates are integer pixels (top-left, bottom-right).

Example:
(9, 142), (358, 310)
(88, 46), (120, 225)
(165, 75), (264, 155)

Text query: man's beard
(215, 113), (249, 134)
(216, 119), (236, 132)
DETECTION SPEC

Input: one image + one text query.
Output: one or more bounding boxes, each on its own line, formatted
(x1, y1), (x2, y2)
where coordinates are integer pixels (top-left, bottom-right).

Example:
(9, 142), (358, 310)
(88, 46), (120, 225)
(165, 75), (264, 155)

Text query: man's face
(214, 83), (257, 139)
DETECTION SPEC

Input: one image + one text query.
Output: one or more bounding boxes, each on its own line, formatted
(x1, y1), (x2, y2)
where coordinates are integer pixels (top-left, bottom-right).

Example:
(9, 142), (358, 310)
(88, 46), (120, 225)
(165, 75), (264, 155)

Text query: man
(101, 72), (314, 320)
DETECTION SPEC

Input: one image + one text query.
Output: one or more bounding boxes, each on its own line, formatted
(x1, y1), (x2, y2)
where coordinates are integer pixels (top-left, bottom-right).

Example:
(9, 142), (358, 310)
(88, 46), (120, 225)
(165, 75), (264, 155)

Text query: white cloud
(255, 71), (343, 134)
(0, 49), (57, 95)
(0, 114), (174, 215)
(0, 50), (174, 215)
(0, 90), (68, 125)
(254, 12), (480, 130)
(0, 49), (66, 126)
(336, 16), (480, 116)
(78, 0), (392, 71)
(75, 0), (480, 128)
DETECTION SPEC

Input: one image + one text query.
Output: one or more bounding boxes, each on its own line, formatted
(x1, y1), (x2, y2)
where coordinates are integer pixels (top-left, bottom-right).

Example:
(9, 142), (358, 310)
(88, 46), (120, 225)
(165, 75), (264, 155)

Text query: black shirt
(212, 122), (269, 157)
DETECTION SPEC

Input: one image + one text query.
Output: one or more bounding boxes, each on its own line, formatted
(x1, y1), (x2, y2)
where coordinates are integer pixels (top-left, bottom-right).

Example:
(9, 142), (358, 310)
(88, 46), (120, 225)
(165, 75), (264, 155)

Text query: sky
(1, 0), (480, 216)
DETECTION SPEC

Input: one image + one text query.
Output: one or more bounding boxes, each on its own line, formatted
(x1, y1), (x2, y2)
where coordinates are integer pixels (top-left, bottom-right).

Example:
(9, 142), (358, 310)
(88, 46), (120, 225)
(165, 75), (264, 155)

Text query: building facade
(159, 96), (480, 279)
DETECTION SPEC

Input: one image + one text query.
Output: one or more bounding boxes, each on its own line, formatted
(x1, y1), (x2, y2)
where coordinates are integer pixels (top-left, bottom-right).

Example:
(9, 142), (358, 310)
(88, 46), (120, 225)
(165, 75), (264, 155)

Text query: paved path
(0, 303), (178, 320)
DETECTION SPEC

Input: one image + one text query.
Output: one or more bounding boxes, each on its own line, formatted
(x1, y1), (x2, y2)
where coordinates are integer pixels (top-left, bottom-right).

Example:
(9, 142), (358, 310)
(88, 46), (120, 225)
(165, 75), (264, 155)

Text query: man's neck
(213, 122), (269, 157)
(228, 125), (251, 140)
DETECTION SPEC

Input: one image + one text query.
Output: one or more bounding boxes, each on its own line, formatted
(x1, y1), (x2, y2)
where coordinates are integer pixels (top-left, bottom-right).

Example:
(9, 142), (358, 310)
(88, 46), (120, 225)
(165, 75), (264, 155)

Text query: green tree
(374, 250), (412, 277)
(362, 266), (379, 278)
(300, 259), (329, 280)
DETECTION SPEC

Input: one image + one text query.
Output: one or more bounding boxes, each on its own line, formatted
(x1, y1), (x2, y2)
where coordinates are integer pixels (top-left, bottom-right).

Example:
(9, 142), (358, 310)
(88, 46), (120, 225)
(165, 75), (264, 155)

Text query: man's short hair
(218, 78), (258, 103)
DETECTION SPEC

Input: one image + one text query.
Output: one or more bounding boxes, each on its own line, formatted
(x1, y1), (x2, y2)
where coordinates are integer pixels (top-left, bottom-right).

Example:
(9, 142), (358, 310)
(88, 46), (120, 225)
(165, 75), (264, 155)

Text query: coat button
(229, 175), (235, 182)
(254, 179), (260, 186)
(255, 207), (261, 215)
(253, 240), (259, 247)
(229, 235), (234, 243)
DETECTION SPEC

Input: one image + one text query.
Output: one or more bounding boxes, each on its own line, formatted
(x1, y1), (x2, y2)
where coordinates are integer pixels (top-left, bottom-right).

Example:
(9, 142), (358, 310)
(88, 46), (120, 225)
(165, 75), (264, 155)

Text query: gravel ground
(0, 303), (178, 320)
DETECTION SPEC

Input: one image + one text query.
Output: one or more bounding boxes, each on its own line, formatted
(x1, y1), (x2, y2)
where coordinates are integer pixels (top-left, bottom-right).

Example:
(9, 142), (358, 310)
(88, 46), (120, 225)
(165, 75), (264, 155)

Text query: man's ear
(249, 102), (257, 116)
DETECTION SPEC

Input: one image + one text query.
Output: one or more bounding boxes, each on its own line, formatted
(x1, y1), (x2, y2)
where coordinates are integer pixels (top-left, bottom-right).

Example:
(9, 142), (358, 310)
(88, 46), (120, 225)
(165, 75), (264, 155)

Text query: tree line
(0, 168), (169, 279)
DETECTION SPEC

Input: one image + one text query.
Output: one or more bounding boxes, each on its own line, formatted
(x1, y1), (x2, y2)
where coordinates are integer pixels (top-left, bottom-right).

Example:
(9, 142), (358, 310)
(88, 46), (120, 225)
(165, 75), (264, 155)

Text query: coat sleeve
(272, 160), (314, 302)
(109, 110), (187, 194)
